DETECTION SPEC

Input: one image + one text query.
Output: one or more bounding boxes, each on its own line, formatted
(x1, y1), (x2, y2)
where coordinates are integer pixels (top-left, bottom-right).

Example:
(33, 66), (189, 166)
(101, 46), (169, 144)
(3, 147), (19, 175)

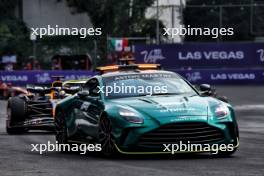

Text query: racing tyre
(98, 114), (118, 156)
(6, 97), (27, 134)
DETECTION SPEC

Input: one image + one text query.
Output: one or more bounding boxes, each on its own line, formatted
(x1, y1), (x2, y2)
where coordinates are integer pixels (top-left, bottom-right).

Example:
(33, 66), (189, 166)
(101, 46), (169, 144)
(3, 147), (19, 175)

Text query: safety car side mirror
(199, 84), (211, 92)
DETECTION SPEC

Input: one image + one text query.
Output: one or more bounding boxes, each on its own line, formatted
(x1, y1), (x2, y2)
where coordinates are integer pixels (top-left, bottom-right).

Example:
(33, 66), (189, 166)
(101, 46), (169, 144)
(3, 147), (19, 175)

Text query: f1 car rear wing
(26, 85), (51, 94)
(51, 75), (64, 81)
(26, 84), (81, 95)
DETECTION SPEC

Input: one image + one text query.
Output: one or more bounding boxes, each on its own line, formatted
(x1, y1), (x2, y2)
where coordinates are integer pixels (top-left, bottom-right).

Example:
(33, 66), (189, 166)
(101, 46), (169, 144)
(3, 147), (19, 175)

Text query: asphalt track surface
(0, 86), (263, 176)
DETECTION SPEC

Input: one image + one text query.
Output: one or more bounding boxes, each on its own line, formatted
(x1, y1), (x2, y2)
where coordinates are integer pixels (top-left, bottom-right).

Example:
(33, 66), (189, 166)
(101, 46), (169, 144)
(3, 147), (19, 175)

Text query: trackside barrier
(134, 43), (264, 68)
(173, 68), (264, 85)
(0, 70), (95, 86)
(0, 69), (264, 85)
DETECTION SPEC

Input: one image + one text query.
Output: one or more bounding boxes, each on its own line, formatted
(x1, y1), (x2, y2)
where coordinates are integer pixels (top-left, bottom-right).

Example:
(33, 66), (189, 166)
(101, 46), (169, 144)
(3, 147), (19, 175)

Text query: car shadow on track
(93, 153), (238, 160)
(47, 150), (238, 161)
(24, 146), (240, 162)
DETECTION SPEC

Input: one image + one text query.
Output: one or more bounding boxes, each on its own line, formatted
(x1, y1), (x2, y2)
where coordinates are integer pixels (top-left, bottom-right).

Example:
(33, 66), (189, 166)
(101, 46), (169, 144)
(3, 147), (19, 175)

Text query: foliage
(65, 0), (163, 64)
(0, 18), (31, 56)
(183, 0), (262, 41)
(0, 0), (32, 64)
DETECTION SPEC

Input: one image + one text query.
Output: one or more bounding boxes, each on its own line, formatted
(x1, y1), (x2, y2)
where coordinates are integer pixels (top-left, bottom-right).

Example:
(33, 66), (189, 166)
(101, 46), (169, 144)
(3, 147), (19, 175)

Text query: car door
(72, 78), (104, 141)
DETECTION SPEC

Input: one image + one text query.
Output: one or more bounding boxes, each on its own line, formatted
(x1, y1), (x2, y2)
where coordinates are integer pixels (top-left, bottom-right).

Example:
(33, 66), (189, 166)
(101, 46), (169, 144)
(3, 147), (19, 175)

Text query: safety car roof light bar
(96, 64), (161, 74)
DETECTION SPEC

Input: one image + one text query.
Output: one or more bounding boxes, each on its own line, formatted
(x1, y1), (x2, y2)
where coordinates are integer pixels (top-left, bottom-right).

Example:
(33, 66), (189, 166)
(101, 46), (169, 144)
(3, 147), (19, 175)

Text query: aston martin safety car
(54, 64), (239, 156)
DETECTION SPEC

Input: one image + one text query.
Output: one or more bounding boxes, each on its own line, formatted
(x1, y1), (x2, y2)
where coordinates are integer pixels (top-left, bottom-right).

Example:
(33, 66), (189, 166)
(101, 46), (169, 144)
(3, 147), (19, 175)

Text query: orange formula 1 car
(6, 77), (85, 134)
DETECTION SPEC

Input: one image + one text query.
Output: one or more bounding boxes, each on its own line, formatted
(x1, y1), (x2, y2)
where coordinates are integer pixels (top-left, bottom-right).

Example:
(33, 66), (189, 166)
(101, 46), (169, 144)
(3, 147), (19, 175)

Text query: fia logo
(257, 49), (264, 62)
(140, 49), (165, 63)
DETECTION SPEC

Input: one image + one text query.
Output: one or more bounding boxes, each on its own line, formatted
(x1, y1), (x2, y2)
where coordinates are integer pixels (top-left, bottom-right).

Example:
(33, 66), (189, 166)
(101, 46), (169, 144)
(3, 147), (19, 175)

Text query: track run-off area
(0, 86), (263, 176)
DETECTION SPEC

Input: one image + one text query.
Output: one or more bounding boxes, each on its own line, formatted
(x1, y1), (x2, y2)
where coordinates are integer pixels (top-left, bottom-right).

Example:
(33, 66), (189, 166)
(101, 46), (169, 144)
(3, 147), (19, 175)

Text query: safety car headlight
(215, 104), (229, 120)
(119, 109), (144, 124)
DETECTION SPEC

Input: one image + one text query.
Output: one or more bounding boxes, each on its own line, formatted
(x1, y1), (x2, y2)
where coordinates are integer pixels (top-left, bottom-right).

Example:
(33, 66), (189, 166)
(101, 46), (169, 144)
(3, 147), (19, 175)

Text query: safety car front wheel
(98, 114), (118, 156)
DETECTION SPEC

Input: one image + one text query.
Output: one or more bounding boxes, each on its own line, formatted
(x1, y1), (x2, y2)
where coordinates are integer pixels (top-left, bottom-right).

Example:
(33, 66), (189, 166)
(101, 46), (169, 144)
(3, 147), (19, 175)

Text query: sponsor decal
(257, 49), (264, 62)
(186, 72), (202, 82)
(0, 71), (94, 85)
(35, 73), (51, 83)
(211, 73), (255, 80)
(1, 75), (28, 82)
(65, 75), (90, 80)
(178, 51), (244, 60)
(160, 108), (197, 113)
(135, 43), (264, 68)
(80, 102), (91, 111)
(141, 49), (166, 63)
(170, 116), (207, 122)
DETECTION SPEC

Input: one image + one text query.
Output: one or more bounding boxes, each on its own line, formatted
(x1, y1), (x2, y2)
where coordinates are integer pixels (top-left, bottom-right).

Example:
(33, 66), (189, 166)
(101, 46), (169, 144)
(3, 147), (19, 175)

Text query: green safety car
(54, 64), (239, 156)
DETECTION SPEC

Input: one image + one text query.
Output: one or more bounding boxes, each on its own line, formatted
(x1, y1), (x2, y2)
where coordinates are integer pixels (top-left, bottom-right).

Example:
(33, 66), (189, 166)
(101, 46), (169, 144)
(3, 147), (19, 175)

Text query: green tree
(0, 0), (32, 67)
(183, 0), (260, 41)
(65, 0), (164, 65)
(0, 18), (31, 55)
(65, 0), (159, 36)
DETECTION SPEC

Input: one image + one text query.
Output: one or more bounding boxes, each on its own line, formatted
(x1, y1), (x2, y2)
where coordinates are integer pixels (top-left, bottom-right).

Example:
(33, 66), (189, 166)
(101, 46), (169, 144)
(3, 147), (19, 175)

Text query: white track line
(234, 104), (264, 111)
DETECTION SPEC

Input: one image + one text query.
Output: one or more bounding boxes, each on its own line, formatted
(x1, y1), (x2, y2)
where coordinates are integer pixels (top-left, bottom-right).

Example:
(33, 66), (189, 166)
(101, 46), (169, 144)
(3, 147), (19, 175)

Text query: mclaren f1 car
(6, 78), (86, 134)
